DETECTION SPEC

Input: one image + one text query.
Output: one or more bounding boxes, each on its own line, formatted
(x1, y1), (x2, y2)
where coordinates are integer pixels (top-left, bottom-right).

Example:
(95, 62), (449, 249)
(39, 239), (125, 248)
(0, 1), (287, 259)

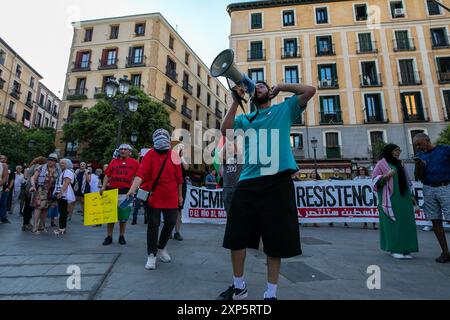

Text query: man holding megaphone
(211, 49), (316, 301)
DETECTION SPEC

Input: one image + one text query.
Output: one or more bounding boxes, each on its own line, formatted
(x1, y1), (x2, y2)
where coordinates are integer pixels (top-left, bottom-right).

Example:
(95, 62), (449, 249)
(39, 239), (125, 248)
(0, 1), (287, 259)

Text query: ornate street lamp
(131, 132), (138, 144)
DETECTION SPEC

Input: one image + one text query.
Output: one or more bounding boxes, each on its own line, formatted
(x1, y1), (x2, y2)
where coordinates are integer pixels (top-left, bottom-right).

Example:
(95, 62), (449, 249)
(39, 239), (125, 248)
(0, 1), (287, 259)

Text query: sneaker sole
(159, 258), (171, 263)
(233, 292), (249, 301)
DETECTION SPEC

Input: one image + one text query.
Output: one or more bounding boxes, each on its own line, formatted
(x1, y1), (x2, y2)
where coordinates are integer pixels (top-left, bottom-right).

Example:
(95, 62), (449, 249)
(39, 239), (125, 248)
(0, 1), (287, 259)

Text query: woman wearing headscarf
(372, 144), (419, 259)
(127, 129), (183, 270)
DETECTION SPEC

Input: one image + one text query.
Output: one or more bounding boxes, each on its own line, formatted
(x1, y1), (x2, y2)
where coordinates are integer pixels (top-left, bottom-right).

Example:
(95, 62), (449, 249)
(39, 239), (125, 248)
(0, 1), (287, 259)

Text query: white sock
(265, 283), (277, 298)
(233, 277), (245, 290)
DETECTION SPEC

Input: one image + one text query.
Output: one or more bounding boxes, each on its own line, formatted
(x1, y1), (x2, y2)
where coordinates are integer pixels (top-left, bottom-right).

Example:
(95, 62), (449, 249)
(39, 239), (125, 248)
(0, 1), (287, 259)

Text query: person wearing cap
(127, 129), (184, 271)
(29, 154), (61, 234)
(101, 144), (140, 246)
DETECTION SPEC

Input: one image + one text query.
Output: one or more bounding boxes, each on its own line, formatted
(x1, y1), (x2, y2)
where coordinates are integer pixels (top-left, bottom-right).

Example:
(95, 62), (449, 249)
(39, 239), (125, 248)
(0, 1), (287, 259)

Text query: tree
(0, 123), (56, 167)
(437, 125), (450, 146)
(62, 86), (172, 163)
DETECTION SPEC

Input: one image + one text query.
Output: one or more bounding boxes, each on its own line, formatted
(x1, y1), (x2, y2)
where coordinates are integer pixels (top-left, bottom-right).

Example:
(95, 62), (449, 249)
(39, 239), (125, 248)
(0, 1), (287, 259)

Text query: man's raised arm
(221, 87), (245, 136)
(270, 83), (316, 108)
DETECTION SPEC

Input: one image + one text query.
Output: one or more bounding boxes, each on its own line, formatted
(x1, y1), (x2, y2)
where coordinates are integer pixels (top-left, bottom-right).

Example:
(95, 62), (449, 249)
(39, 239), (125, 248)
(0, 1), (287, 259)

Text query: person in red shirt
(101, 144), (140, 246)
(127, 129), (183, 270)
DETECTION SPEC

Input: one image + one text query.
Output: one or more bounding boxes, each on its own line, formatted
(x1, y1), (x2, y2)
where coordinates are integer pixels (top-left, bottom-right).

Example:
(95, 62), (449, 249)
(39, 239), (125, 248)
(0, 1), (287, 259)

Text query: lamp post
(311, 137), (318, 173)
(104, 76), (139, 147)
(130, 132), (138, 145)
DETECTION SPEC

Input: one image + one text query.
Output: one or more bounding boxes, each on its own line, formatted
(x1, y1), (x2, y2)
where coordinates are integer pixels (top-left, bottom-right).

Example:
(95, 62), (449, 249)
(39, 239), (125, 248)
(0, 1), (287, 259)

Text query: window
(197, 65), (201, 77)
(370, 131), (384, 146)
(30, 77), (35, 89)
(316, 7), (329, 24)
(47, 100), (52, 112)
(248, 68), (264, 82)
(283, 10), (295, 27)
(196, 105), (200, 121)
(101, 49), (118, 67)
(182, 121), (190, 131)
(283, 38), (299, 58)
(361, 61), (380, 86)
(390, 1), (405, 18)
(0, 50), (5, 65)
(16, 64), (22, 78)
(320, 96), (342, 123)
(7, 101), (15, 115)
(22, 110), (31, 122)
(110, 25), (119, 39)
(26, 92), (33, 105)
(129, 47), (144, 65)
(197, 83), (201, 98)
(443, 90), (450, 117)
(325, 132), (341, 159)
(427, 0), (442, 15)
(169, 36), (175, 50)
(12, 80), (21, 96)
(318, 64), (338, 88)
(84, 28), (93, 42)
(207, 93), (211, 107)
(206, 113), (210, 128)
(394, 30), (413, 51)
(355, 4), (368, 21)
(207, 75), (211, 88)
(399, 59), (419, 85)
(216, 85), (220, 96)
(364, 93), (384, 122)
(131, 74), (142, 87)
(285, 66), (299, 84)
(358, 33), (374, 53)
(36, 112), (42, 126)
(290, 134), (303, 149)
(135, 23), (146, 36)
(251, 13), (263, 29)
(185, 52), (190, 66)
(316, 36), (333, 55)
(401, 92), (425, 121)
(431, 28), (449, 48)
(249, 41), (264, 60)
(39, 94), (45, 107)
(437, 57), (450, 82)
(68, 105), (82, 123)
(76, 78), (86, 94)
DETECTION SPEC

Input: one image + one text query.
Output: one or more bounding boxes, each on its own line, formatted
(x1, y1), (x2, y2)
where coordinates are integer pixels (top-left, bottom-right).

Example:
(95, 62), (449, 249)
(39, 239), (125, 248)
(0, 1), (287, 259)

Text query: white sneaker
(145, 254), (156, 270)
(391, 253), (406, 260)
(422, 226), (433, 232)
(158, 248), (171, 263)
(403, 254), (413, 260)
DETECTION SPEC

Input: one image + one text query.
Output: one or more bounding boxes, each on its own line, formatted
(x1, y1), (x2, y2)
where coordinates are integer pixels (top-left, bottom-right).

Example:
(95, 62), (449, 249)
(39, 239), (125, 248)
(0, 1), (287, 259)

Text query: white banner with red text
(181, 181), (437, 226)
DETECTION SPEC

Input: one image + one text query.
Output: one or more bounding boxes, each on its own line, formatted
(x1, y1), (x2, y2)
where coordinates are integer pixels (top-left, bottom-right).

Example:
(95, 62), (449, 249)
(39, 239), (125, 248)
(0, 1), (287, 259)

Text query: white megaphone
(210, 49), (255, 95)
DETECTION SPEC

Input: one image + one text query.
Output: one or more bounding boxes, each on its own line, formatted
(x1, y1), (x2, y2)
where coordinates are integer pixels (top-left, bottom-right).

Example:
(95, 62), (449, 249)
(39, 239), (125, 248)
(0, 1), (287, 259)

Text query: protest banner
(84, 189), (119, 226)
(181, 181), (432, 226)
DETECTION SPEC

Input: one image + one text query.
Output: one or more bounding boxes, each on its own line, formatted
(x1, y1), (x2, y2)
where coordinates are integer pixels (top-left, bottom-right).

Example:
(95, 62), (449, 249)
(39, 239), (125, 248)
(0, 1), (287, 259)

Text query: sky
(0, 0), (250, 98)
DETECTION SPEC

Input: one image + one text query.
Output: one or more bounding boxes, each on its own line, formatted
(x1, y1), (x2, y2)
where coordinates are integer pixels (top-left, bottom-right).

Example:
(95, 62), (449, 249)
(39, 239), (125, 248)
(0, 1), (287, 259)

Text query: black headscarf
(382, 144), (408, 196)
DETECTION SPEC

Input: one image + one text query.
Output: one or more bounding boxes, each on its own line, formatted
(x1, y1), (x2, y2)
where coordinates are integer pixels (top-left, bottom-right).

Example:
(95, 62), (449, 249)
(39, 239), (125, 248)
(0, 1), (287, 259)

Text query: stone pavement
(0, 210), (449, 300)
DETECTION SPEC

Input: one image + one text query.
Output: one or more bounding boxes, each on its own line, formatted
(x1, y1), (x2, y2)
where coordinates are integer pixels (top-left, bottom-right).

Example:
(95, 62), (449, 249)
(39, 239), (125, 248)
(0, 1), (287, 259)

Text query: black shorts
(223, 171), (302, 259)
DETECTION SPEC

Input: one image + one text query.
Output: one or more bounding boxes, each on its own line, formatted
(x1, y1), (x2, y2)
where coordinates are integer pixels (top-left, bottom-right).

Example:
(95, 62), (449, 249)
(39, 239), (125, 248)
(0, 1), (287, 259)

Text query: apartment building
(33, 83), (61, 129)
(0, 37), (43, 129)
(57, 13), (229, 161)
(228, 0), (450, 176)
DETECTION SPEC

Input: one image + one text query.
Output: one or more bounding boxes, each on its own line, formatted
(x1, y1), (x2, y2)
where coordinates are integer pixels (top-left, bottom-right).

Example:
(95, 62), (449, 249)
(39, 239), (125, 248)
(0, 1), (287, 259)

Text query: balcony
(181, 105), (193, 119)
(25, 100), (33, 108)
(163, 93), (177, 109)
(320, 111), (343, 125)
(318, 78), (339, 89)
(398, 71), (422, 86)
(292, 115), (304, 126)
(247, 49), (266, 62)
(281, 47), (301, 59)
(215, 108), (223, 119)
(182, 81), (193, 95)
(166, 66), (178, 83)
(326, 147), (342, 159)
(10, 88), (21, 100)
(98, 58), (118, 70)
(356, 41), (378, 54)
(5, 111), (17, 121)
(72, 61), (91, 72)
(403, 109), (428, 123)
(393, 39), (416, 51)
(364, 110), (388, 124)
(360, 74), (383, 87)
(437, 71), (450, 84)
(126, 56), (146, 68)
(94, 87), (106, 99)
(432, 36), (450, 49)
(315, 44), (335, 57)
(67, 88), (88, 101)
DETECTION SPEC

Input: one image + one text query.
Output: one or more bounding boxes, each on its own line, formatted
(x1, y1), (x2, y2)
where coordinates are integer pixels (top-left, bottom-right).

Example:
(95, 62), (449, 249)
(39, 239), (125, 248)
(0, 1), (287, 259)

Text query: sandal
(54, 229), (66, 236)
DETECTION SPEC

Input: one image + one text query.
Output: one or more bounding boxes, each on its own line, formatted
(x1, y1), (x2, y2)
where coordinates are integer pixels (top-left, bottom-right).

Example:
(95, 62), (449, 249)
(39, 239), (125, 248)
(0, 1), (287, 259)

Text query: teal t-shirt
(233, 95), (305, 181)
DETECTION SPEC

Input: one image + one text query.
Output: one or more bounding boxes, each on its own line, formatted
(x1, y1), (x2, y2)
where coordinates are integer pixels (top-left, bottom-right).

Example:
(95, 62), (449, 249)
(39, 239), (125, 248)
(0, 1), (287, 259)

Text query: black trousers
(58, 199), (68, 230)
(146, 207), (178, 256)
(22, 193), (33, 226)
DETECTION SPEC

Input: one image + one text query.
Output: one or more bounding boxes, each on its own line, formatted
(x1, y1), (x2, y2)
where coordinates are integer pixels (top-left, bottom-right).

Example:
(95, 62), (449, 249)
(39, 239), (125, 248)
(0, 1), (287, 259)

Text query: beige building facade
(57, 13), (229, 161)
(228, 0), (450, 176)
(0, 37), (43, 129)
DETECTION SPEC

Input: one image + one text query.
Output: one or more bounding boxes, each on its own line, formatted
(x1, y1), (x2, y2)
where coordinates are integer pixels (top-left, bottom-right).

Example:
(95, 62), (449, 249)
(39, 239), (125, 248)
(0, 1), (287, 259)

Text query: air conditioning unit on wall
(394, 8), (405, 17)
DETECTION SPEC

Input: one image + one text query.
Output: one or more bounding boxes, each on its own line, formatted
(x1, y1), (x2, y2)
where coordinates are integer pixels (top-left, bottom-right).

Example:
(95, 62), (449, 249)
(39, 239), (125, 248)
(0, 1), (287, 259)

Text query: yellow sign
(84, 190), (118, 226)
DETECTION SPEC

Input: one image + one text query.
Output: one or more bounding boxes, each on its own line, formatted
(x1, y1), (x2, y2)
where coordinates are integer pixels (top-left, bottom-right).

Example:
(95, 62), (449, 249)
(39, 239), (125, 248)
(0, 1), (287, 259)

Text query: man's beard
(252, 93), (270, 107)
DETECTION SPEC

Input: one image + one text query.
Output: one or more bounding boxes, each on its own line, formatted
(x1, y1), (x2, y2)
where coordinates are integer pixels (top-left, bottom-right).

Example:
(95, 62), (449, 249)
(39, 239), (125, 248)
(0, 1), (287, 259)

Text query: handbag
(137, 152), (170, 202)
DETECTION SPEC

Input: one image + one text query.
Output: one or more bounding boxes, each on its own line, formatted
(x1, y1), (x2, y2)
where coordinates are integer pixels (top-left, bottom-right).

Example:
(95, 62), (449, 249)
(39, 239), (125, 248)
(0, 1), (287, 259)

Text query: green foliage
(372, 140), (387, 160)
(0, 123), (55, 167)
(437, 125), (450, 146)
(62, 86), (172, 163)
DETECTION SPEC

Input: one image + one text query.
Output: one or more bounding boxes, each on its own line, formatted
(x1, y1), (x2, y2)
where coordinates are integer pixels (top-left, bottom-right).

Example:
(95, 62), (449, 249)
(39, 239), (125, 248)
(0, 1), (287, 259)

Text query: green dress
(377, 164), (419, 254)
